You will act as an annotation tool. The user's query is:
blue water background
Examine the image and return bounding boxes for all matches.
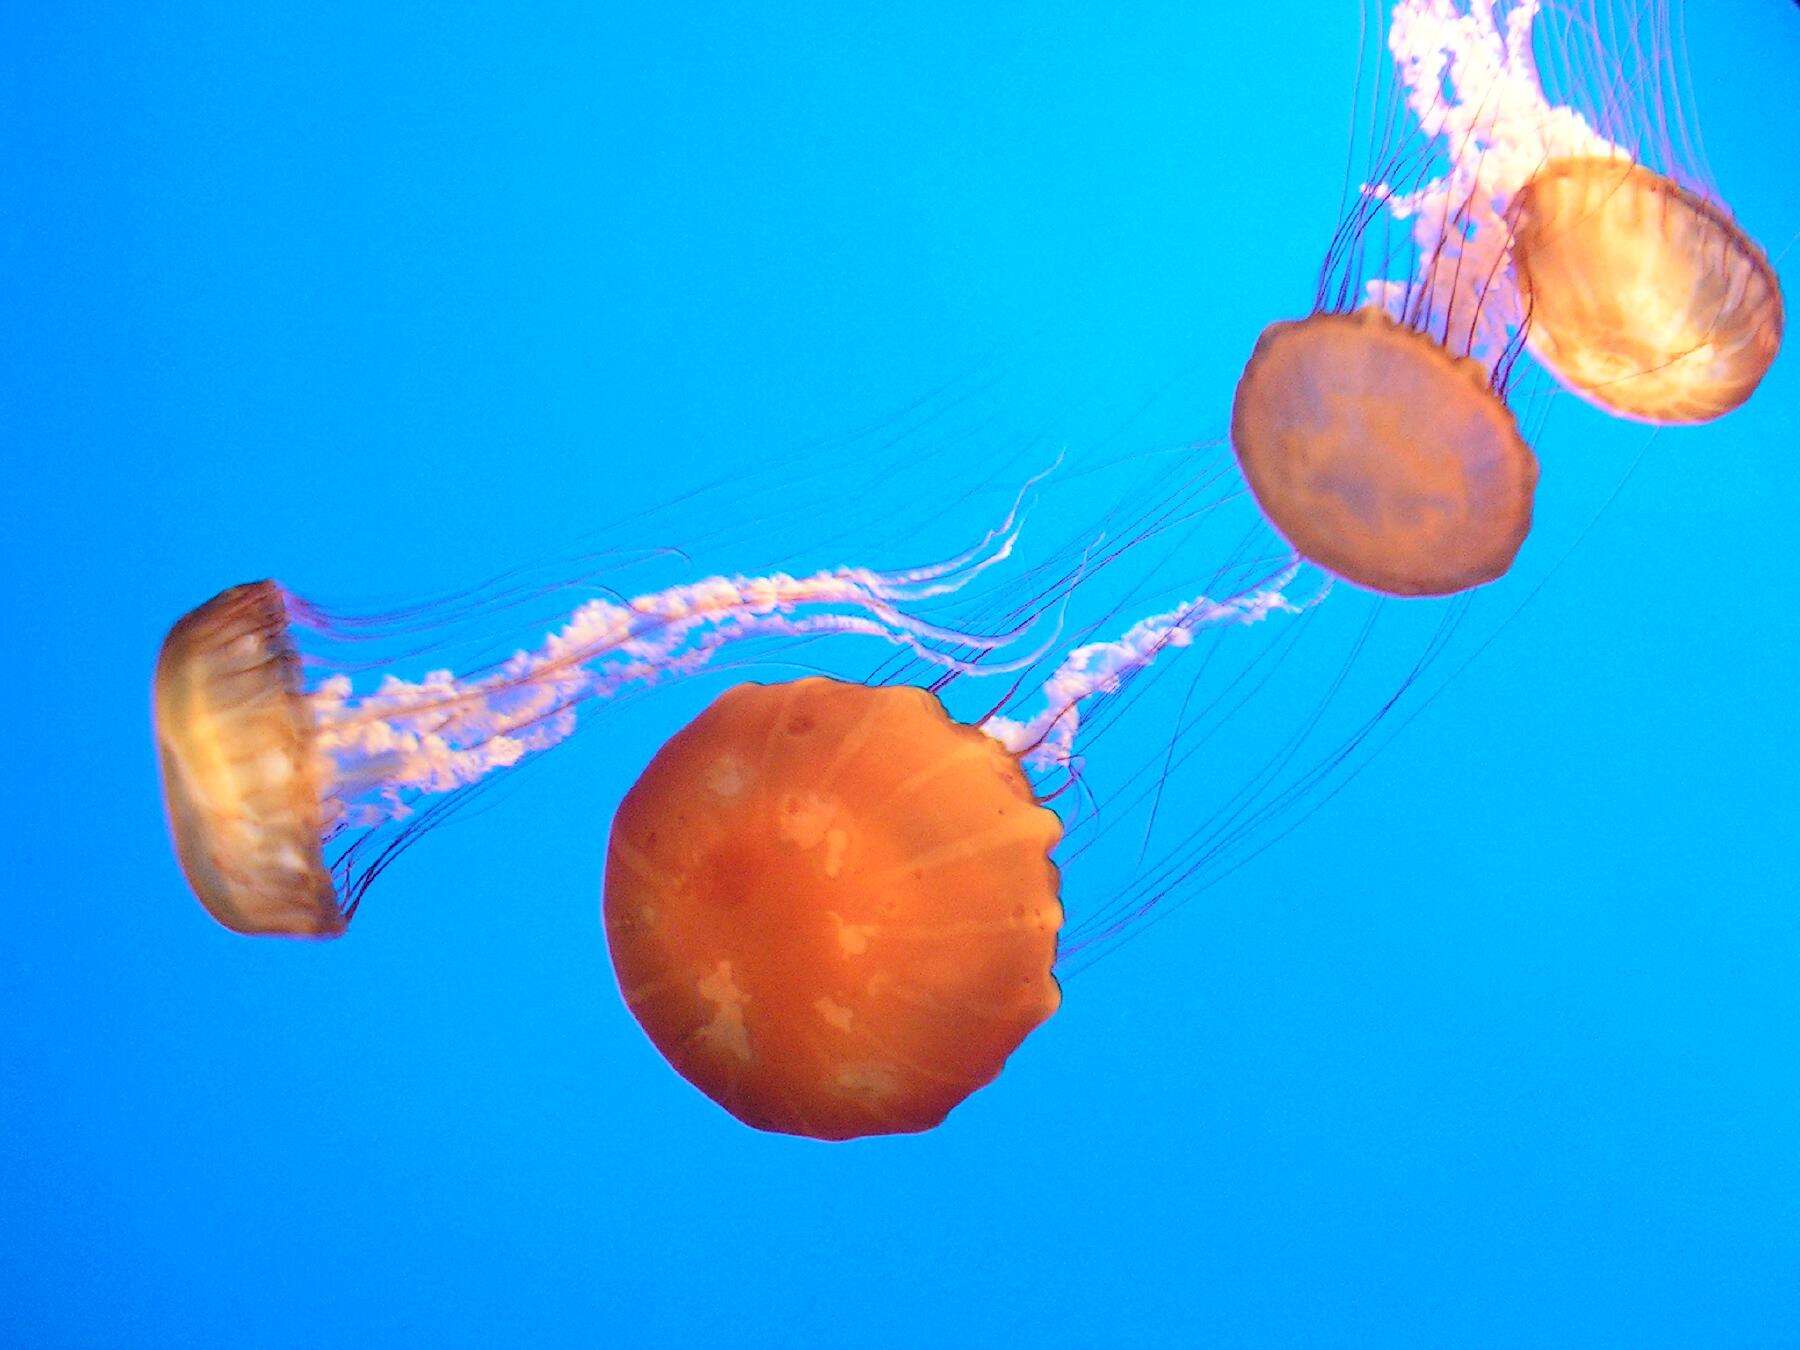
[5,3,1797,1343]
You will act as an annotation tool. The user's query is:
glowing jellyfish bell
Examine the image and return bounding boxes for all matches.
[602,575,1300,1139]
[152,526,1031,938]
[1380,0,1783,424]
[155,583,345,936]
[605,677,1064,1140]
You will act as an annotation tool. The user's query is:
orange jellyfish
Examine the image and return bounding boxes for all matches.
[1227,2,1565,600]
[155,582,346,936]
[1228,93,1544,601]
[1378,0,1783,424]
[604,677,1064,1140]
[1230,307,1539,598]
[1509,157,1782,424]
[600,571,1305,1139]
[152,526,1030,937]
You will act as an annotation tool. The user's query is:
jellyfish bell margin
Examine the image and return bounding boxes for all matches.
[603,676,1064,1142]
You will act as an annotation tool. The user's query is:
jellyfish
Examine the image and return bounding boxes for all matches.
[155,582,346,937]
[1510,157,1782,423]
[152,522,1036,938]
[1229,5,1601,597]
[1375,0,1783,424]
[604,677,1063,1140]
[601,571,1300,1139]
[1230,306,1540,597]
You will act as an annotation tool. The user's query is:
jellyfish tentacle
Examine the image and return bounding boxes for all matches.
[983,563,1310,771]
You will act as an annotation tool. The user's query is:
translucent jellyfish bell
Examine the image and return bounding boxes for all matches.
[1511,156,1784,424]
[154,582,344,937]
[1231,308,1538,597]
[1226,141,1543,597]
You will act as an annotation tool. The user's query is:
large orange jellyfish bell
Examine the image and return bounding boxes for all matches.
[1230,307,1540,597]
[1511,157,1784,425]
[153,582,344,937]
[604,676,1063,1140]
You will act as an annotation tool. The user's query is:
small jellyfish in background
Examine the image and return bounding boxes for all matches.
[152,522,1033,938]
[602,576,1300,1139]
[1375,0,1783,423]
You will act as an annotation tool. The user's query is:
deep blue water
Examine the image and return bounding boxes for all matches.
[5,3,1798,1344]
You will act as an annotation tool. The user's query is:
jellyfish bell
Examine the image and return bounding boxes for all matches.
[1510,155,1784,424]
[1224,0,1574,599]
[604,676,1064,1141]
[1230,307,1539,598]
[154,581,344,938]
